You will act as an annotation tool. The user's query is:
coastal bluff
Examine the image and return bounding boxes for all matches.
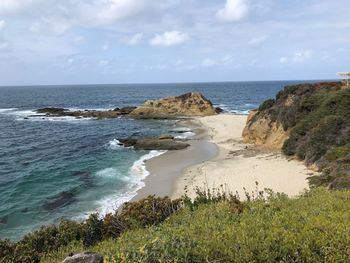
[243,81,350,189]
[36,92,218,119]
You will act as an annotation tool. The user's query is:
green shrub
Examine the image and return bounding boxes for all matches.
[41,188,350,263]
[258,99,275,112]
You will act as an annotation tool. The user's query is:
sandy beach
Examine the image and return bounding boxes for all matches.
[172,114,316,199]
[133,113,317,201]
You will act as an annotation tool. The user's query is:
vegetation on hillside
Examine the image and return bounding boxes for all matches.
[1,188,350,263]
[256,82,350,189]
[41,188,349,263]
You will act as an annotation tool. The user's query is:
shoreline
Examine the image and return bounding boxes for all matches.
[134,113,318,202]
[131,118,217,201]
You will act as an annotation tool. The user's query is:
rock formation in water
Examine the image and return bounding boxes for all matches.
[118,135,190,150]
[36,107,136,119]
[129,92,217,118]
[35,92,218,119]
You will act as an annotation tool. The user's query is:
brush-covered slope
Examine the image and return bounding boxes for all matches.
[40,189,350,263]
[243,82,350,189]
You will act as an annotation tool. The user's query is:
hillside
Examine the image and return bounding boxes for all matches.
[40,189,350,262]
[243,82,350,189]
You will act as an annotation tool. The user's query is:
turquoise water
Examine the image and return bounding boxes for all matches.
[0,81,319,240]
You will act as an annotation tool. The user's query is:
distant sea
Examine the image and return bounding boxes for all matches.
[0,80,321,240]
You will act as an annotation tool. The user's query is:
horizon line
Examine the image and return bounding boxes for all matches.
[0,78,339,88]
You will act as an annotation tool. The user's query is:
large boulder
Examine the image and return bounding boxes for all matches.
[129,92,217,118]
[62,252,103,263]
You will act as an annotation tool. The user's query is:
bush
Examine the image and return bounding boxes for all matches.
[0,196,184,263]
[41,188,350,263]
[258,99,275,112]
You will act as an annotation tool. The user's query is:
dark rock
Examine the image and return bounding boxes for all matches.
[118,136,189,150]
[36,107,68,114]
[134,138,189,150]
[62,252,103,263]
[119,107,137,115]
[72,171,94,188]
[118,139,137,148]
[0,215,8,225]
[215,107,224,114]
[44,190,76,211]
[158,134,175,140]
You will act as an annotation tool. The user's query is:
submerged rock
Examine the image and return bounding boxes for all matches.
[129,92,217,118]
[72,171,94,188]
[0,215,8,225]
[44,190,76,211]
[62,252,103,263]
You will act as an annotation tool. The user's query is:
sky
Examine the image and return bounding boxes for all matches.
[0,0,349,85]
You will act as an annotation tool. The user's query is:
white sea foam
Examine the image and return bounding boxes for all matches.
[130,150,166,180]
[75,150,167,219]
[0,108,95,122]
[106,139,123,150]
[96,167,119,178]
[0,108,18,113]
[175,131,196,139]
[215,104,250,115]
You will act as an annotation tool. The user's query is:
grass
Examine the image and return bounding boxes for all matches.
[40,188,350,263]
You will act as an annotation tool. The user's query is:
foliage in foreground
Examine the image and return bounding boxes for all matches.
[36,188,350,263]
[0,196,183,263]
[256,82,350,189]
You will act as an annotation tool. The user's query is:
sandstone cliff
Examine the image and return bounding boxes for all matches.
[129,92,217,118]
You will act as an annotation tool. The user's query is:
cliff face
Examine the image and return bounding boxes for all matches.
[243,110,289,150]
[130,92,217,118]
[243,82,350,189]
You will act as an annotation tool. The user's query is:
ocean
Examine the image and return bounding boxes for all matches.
[0,80,317,240]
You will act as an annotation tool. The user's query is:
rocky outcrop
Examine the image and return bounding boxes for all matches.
[118,135,190,150]
[243,111,289,150]
[62,252,103,263]
[36,107,136,119]
[129,92,217,118]
[35,92,217,119]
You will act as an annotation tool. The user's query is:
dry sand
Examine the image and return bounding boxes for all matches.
[171,114,317,199]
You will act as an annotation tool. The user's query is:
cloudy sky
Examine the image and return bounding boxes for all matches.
[0,0,349,85]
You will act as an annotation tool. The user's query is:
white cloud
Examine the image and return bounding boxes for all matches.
[0,39,10,51]
[0,0,43,14]
[150,31,188,47]
[0,20,5,30]
[279,50,313,64]
[248,36,267,46]
[202,55,233,67]
[80,0,175,26]
[217,0,249,22]
[279,57,288,64]
[29,16,72,35]
[293,50,313,62]
[128,33,143,45]
[101,43,109,51]
[202,58,216,67]
[99,60,110,67]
